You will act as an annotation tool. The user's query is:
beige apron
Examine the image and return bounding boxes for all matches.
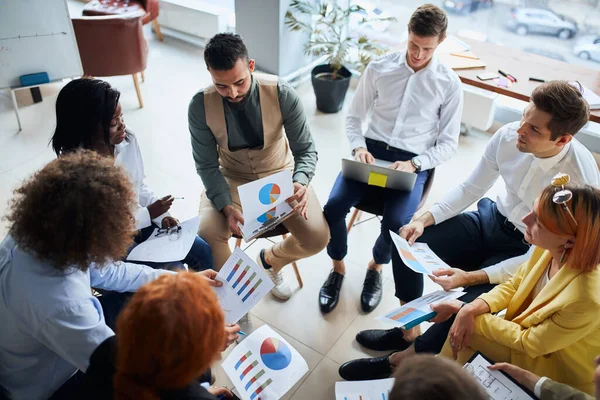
[203,73,294,182]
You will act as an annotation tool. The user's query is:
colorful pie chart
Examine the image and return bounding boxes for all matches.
[260,337,292,370]
[258,183,281,205]
[257,207,277,223]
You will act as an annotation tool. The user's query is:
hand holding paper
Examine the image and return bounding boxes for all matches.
[429,267,471,291]
[287,182,309,220]
[236,170,296,241]
[221,325,309,400]
[389,230,451,277]
[213,247,275,325]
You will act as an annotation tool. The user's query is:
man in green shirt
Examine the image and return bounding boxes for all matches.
[189,33,329,300]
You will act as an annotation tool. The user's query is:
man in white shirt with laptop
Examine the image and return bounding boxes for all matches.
[339,80,600,381]
[318,4,464,314]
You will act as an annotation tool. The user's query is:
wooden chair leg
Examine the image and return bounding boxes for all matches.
[346,208,362,233]
[281,234,303,288]
[140,71,145,83]
[292,261,303,288]
[152,19,164,41]
[132,74,144,108]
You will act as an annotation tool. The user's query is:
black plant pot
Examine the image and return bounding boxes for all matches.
[311,64,352,114]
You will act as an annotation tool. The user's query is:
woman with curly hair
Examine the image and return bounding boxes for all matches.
[85,273,234,399]
[0,151,220,400]
[50,78,213,272]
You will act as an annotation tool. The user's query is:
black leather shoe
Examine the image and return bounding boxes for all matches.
[339,354,393,381]
[360,269,382,313]
[356,328,412,351]
[319,271,344,313]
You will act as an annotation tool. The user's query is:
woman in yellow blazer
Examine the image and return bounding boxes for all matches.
[433,175,600,395]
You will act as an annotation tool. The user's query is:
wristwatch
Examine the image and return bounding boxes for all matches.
[410,157,422,173]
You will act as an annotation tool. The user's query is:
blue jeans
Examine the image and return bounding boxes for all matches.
[324,141,429,265]
[129,225,214,271]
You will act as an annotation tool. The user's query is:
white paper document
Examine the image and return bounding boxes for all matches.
[126,216,200,263]
[222,325,309,400]
[570,81,600,109]
[335,378,395,400]
[389,230,451,275]
[463,353,535,400]
[237,170,295,241]
[213,247,274,324]
[378,290,465,329]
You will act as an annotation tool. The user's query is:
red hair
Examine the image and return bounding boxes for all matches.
[114,272,225,399]
[538,184,600,272]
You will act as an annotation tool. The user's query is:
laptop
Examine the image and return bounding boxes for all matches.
[341,158,417,191]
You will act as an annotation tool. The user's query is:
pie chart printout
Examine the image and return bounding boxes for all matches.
[260,337,292,370]
[257,207,277,223]
[258,183,281,205]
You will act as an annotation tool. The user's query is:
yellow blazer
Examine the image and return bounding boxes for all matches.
[473,247,600,394]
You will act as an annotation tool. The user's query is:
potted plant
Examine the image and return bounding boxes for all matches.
[285,1,395,113]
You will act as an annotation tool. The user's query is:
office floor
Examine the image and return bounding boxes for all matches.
[0,29,504,398]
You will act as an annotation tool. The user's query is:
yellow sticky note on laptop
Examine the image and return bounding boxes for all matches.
[368,172,388,188]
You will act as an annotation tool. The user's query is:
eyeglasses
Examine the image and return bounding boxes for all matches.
[155,225,182,241]
[551,173,578,230]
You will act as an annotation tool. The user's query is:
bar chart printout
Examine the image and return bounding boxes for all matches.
[377,290,465,329]
[213,248,274,324]
[222,325,309,400]
[389,230,451,276]
[335,378,395,400]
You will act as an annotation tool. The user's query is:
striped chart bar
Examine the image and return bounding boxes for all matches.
[241,279,263,303]
[226,259,243,282]
[232,266,250,289]
[239,360,258,380]
[249,378,273,400]
[234,350,252,370]
[244,369,265,391]
[236,272,257,296]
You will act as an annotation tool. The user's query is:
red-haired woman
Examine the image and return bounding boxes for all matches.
[432,174,600,395]
[85,272,233,399]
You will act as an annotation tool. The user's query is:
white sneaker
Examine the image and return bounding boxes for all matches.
[256,251,292,300]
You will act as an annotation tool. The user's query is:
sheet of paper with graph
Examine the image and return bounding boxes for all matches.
[213,247,274,324]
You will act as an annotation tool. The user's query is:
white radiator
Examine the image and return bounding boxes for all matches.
[157,0,234,39]
[461,84,499,132]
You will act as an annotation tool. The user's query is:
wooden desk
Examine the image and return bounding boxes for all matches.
[454,38,600,124]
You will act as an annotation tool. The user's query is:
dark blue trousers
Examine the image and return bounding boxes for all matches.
[324,141,429,265]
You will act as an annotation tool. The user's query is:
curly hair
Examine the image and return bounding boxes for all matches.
[5,150,137,271]
[114,272,225,400]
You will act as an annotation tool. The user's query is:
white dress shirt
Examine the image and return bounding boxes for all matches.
[0,235,171,400]
[114,133,169,229]
[429,121,600,283]
[346,50,464,171]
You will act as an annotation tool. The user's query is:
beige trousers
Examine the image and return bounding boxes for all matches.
[198,178,330,270]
